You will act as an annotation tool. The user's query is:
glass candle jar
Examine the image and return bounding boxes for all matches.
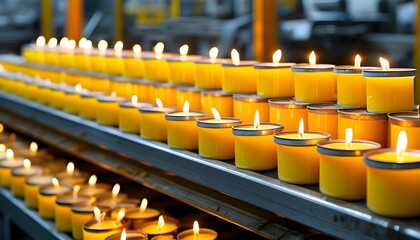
[176,86,202,111]
[268,98,310,131]
[233,94,269,123]
[307,103,344,139]
[254,62,295,98]
[221,61,257,93]
[201,90,233,117]
[388,111,420,149]
[165,111,206,150]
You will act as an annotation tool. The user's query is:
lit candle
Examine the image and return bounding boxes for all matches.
[364,131,420,217]
[24,174,53,209]
[71,204,110,240]
[83,208,130,240]
[137,215,180,237]
[0,149,24,187]
[194,47,226,89]
[124,198,161,229]
[165,101,205,150]
[23,36,46,63]
[166,44,202,85]
[233,94,269,123]
[58,38,76,68]
[55,185,92,232]
[89,73,113,94]
[143,42,171,82]
[105,228,148,240]
[78,175,111,197]
[75,38,93,70]
[292,51,335,102]
[38,178,72,219]
[139,98,178,141]
[46,83,68,110]
[388,110,420,149]
[221,49,257,93]
[94,183,136,209]
[118,95,153,133]
[105,41,124,75]
[268,98,310,131]
[56,162,89,185]
[35,80,53,105]
[232,110,283,170]
[317,128,381,200]
[63,84,84,115]
[197,108,241,160]
[151,82,178,107]
[111,76,134,99]
[338,109,388,147]
[96,93,127,126]
[131,79,154,103]
[176,86,202,111]
[200,90,233,117]
[363,57,416,113]
[79,90,105,120]
[274,119,330,184]
[44,37,59,65]
[121,44,146,78]
[176,221,217,240]
[254,49,295,98]
[10,159,42,197]
[91,40,108,73]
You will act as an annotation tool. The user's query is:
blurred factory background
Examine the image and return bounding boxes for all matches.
[0,0,417,68]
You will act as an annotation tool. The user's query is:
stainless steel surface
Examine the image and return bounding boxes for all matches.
[0,92,419,239]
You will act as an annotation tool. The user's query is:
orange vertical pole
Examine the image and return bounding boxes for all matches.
[254,0,278,62]
[41,0,53,39]
[67,0,83,40]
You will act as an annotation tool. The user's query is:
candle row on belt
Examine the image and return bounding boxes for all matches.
[0,135,217,240]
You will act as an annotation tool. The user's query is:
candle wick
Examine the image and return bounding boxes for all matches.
[299,132,303,138]
[346,141,351,148]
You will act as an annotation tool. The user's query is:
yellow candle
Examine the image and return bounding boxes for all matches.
[194,58,226,89]
[388,111,420,149]
[307,103,344,139]
[254,62,295,98]
[201,91,233,117]
[121,47,147,79]
[167,56,202,85]
[71,204,98,240]
[38,184,71,219]
[176,86,202,111]
[222,63,257,93]
[74,53,91,71]
[79,91,104,120]
[233,94,269,123]
[35,82,52,105]
[363,62,416,113]
[118,100,152,133]
[142,43,172,82]
[24,175,53,208]
[364,148,420,218]
[105,230,148,240]
[113,77,134,99]
[55,192,91,232]
[268,98,309,131]
[105,43,124,75]
[139,105,177,142]
[23,79,39,101]
[151,83,178,107]
[0,157,24,187]
[48,84,67,110]
[124,203,161,229]
[132,79,154,103]
[78,183,111,198]
[83,217,129,240]
[165,106,205,150]
[89,73,114,94]
[11,161,42,198]
[96,95,126,126]
[177,222,217,240]
[317,139,380,200]
[137,215,180,237]
[275,127,330,184]
[197,117,241,160]
[63,85,83,115]
[338,109,388,147]
[44,37,59,65]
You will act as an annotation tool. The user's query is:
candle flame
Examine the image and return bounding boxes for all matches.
[179,44,189,61]
[59,37,69,48]
[23,159,31,169]
[94,207,102,225]
[254,110,260,129]
[88,174,97,187]
[156,98,163,109]
[84,40,93,52]
[68,39,76,50]
[6,149,13,161]
[211,108,221,122]
[355,54,361,68]
[52,177,60,189]
[75,84,82,93]
[0,123,3,133]
[139,198,148,215]
[73,185,80,199]
[272,49,282,64]
[36,36,46,47]
[231,49,240,66]
[183,101,190,114]
[116,209,125,225]
[112,183,120,199]
[345,128,353,148]
[396,131,408,163]
[67,162,75,175]
[309,51,316,67]
[131,95,138,106]
[154,42,164,59]
[98,40,108,55]
[379,57,390,71]
[133,44,142,58]
[47,38,58,48]
[0,144,5,154]
[30,142,38,154]
[209,47,218,63]
[121,228,126,240]
[110,91,116,98]
[298,118,304,138]
[193,221,199,237]
[158,215,165,232]
[114,41,123,57]
[78,37,87,48]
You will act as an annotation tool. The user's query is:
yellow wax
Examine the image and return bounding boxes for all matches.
[55,197,91,232]
[11,167,42,198]
[44,51,59,66]
[294,71,336,102]
[83,219,125,240]
[96,101,121,126]
[389,124,420,149]
[58,53,76,68]
[125,208,161,229]
[23,48,45,63]
[234,135,277,171]
[269,108,307,131]
[89,75,112,93]
[71,210,93,240]
[256,68,294,98]
[132,81,153,103]
[79,97,99,120]
[90,55,107,73]
[48,89,66,110]
[195,62,223,89]
[38,193,57,219]
[336,73,366,107]
[222,66,257,93]
[13,81,26,97]
[139,221,178,235]
[114,81,133,99]
[119,106,142,133]
[366,76,415,113]
[79,75,93,90]
[122,57,145,78]
[166,119,200,150]
[140,111,170,141]
[167,61,196,85]
[143,59,170,82]
[24,184,40,208]
[176,89,202,111]
[25,83,40,101]
[201,93,233,117]
[63,93,82,115]
[307,110,338,139]
[338,116,387,148]
[74,53,91,70]
[105,56,124,75]
[324,142,378,150]
[151,85,177,107]
[233,100,269,123]
[179,234,217,240]
[36,87,51,105]
[198,126,235,160]
[0,160,23,187]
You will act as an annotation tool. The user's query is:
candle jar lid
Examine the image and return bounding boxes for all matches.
[83,217,130,232]
[124,207,160,220]
[197,117,242,128]
[0,158,24,168]
[37,82,53,89]
[166,55,203,62]
[111,76,131,83]
[307,103,356,114]
[176,85,201,93]
[254,62,295,69]
[151,235,176,240]
[80,91,105,98]
[139,106,178,113]
[165,111,206,121]
[142,53,177,60]
[25,174,54,186]
[56,193,91,206]
[233,94,268,102]
[97,95,126,103]
[11,165,42,176]
[222,60,257,67]
[291,64,335,72]
[317,140,381,156]
[364,149,420,169]
[334,66,378,74]
[268,98,309,109]
[153,82,177,89]
[338,109,387,120]
[71,204,110,214]
[136,215,181,235]
[49,83,65,91]
[201,90,232,97]
[362,68,417,77]
[388,111,420,127]
[194,58,230,64]
[232,123,283,136]
[39,184,72,196]
[129,79,154,85]
[274,131,331,146]
[105,230,148,240]
[119,101,153,109]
